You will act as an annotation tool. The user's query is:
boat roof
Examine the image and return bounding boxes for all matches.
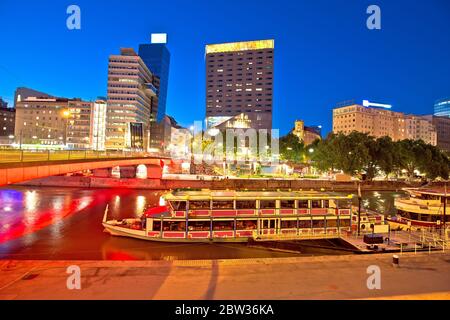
[404,187,449,197]
[164,189,354,201]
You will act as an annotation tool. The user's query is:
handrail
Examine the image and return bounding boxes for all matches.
[0,149,168,164]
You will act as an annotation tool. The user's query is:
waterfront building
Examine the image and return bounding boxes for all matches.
[0,99,15,138]
[91,98,107,150]
[138,34,171,152]
[14,88,95,149]
[422,115,450,153]
[292,120,322,145]
[205,40,274,131]
[434,98,450,117]
[67,99,93,149]
[332,101,437,145]
[106,48,157,151]
[14,90,70,147]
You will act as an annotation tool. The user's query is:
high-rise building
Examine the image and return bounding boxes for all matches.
[422,115,450,153]
[0,98,15,138]
[434,98,450,117]
[106,48,158,151]
[138,34,171,152]
[205,40,274,131]
[333,101,437,145]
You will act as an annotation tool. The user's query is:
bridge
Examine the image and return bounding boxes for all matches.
[0,149,171,186]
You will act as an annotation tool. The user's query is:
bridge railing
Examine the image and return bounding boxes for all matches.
[0,149,164,164]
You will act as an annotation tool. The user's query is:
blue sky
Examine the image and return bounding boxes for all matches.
[0,0,449,135]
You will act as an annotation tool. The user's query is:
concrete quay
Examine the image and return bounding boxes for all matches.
[16,175,421,191]
[1,252,449,300]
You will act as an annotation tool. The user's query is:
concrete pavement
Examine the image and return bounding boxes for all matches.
[1,252,449,300]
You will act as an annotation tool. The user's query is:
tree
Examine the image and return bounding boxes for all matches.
[279,133,306,163]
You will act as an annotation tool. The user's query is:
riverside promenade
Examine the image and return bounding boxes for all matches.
[1,252,449,300]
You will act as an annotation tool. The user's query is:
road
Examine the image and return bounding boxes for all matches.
[1,252,449,300]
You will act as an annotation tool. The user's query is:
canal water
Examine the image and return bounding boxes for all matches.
[0,186,406,260]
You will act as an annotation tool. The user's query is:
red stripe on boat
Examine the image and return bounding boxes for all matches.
[144,206,169,217]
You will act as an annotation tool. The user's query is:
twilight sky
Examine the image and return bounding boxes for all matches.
[0,0,449,135]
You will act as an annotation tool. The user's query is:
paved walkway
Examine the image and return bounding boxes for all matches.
[0,252,449,300]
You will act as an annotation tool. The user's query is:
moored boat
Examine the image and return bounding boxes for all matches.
[387,187,449,232]
[102,190,355,242]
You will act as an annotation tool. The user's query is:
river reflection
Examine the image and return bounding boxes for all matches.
[0,186,406,260]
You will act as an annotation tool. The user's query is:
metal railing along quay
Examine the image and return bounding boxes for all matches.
[0,149,166,164]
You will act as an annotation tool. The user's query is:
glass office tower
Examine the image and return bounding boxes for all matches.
[434,98,450,117]
[138,34,171,151]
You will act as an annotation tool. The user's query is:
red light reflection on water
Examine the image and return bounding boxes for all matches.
[0,188,134,244]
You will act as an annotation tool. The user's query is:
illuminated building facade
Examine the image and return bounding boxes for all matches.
[293,120,322,145]
[106,48,157,151]
[333,101,437,145]
[14,92,70,147]
[205,40,274,131]
[91,99,107,150]
[67,99,93,149]
[422,115,450,152]
[434,98,450,117]
[0,98,15,138]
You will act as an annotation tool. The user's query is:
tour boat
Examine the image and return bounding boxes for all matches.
[102,189,354,242]
[387,187,449,232]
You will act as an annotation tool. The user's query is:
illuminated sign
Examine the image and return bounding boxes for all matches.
[362,100,392,109]
[151,33,167,44]
[206,40,274,54]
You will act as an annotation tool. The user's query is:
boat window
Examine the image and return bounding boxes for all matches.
[299,220,311,228]
[311,200,322,208]
[152,220,161,231]
[188,221,210,231]
[212,200,234,210]
[170,201,186,211]
[430,215,439,222]
[339,200,352,209]
[409,212,419,220]
[312,219,325,228]
[260,200,276,209]
[236,200,256,209]
[281,220,297,228]
[326,219,337,228]
[213,221,234,231]
[298,200,309,208]
[280,200,295,209]
[236,220,257,230]
[163,221,186,231]
[339,219,351,227]
[189,201,210,210]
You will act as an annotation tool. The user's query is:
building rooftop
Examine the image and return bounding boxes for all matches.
[205,39,274,54]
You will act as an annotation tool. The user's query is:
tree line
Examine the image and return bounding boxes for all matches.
[280,131,450,181]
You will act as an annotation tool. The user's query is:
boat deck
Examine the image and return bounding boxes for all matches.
[342,230,449,253]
